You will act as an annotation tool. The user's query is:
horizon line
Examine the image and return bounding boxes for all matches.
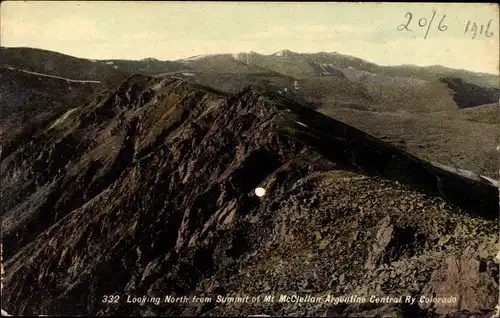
[1,45,498,77]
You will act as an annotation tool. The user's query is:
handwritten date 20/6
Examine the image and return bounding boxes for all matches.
[398,11,494,39]
[397,11,447,39]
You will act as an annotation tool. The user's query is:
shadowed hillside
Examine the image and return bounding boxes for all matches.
[440,77,500,109]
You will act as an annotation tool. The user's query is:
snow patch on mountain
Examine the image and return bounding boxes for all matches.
[183,54,219,61]
[430,161,499,188]
[272,50,295,57]
[49,108,78,130]
[295,121,308,128]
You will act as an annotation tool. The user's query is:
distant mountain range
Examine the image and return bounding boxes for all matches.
[2,47,498,88]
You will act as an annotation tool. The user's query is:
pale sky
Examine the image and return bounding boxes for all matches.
[1,1,498,74]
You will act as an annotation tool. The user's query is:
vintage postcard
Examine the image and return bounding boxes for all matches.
[0,1,499,317]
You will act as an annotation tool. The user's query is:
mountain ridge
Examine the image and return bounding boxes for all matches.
[2,46,498,85]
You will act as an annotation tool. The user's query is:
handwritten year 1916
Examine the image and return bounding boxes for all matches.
[398,10,494,39]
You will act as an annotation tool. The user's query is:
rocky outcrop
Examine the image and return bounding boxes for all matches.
[420,256,498,315]
[440,77,500,109]
[1,75,498,316]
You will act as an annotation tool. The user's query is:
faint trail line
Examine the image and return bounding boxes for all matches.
[4,66,101,83]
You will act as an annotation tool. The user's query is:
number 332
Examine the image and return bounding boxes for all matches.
[102,295,120,303]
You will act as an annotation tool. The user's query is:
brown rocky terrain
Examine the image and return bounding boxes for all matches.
[1,74,498,317]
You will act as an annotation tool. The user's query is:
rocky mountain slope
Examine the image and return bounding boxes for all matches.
[1,74,498,316]
[160,71,498,179]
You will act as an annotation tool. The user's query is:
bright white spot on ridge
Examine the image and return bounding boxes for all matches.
[295,121,308,128]
[255,187,266,197]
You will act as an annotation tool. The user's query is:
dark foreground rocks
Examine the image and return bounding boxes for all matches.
[1,75,498,316]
